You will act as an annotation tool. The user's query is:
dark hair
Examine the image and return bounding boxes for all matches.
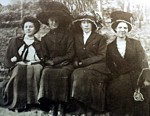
[112,21,132,32]
[73,20,96,34]
[21,16,41,34]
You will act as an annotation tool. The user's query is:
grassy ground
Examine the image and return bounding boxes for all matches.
[0,107,39,116]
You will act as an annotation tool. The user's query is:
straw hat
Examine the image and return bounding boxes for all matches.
[72,11,100,31]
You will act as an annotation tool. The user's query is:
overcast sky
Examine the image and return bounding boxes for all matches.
[0,0,11,5]
[0,0,34,6]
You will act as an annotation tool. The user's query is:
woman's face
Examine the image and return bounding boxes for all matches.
[80,20,92,33]
[48,17,59,30]
[24,22,36,36]
[115,22,128,38]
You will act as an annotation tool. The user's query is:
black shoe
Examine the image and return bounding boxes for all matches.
[65,101,79,113]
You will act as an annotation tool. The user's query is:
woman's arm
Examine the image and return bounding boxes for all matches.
[5,37,21,68]
[136,40,150,83]
[80,36,107,67]
[52,34,75,65]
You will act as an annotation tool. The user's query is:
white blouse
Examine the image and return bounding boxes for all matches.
[116,39,126,58]
[83,31,91,44]
[18,36,40,61]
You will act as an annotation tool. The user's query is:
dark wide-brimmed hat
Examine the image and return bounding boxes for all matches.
[21,16,40,34]
[72,11,100,31]
[110,11,133,32]
[36,1,72,26]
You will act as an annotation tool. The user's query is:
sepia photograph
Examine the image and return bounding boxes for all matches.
[0,0,150,116]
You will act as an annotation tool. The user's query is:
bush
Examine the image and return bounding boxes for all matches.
[0,21,21,28]
[0,12,21,22]
[0,28,17,63]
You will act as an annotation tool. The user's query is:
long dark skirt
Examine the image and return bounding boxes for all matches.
[106,73,150,116]
[26,64,43,104]
[2,64,43,110]
[4,65,27,109]
[38,65,73,102]
[71,68,107,112]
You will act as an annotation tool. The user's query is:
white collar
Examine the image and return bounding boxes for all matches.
[83,31,92,44]
[83,31,92,36]
[24,35,34,40]
[24,35,34,45]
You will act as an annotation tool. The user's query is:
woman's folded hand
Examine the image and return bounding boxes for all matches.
[16,61,26,65]
[11,56,17,62]
[45,60,54,66]
[144,80,150,87]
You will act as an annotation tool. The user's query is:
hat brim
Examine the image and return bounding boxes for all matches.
[73,18,98,31]
[111,20,132,32]
[37,11,72,25]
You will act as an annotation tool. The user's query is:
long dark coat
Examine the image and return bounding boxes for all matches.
[38,28,74,102]
[71,32,110,112]
[2,35,43,110]
[106,37,149,116]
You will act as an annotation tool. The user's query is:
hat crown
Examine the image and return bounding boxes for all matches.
[42,1,70,15]
[79,11,95,17]
[77,11,96,20]
[111,11,133,23]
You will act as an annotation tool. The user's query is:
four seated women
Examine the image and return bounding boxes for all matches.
[1,2,150,116]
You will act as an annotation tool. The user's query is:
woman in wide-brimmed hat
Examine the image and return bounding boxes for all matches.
[3,16,43,111]
[106,11,150,116]
[68,11,110,115]
[37,1,74,116]
[37,1,72,29]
